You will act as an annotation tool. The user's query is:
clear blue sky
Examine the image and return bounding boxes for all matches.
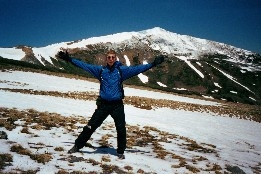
[1,0,260,53]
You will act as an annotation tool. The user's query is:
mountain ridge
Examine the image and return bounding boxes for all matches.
[0,27,260,105]
[0,27,258,64]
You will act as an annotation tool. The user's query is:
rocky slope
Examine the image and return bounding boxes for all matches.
[0,27,260,105]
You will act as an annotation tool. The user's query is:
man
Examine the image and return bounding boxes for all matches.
[57,49,165,159]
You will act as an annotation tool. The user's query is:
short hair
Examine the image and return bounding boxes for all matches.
[107,49,116,55]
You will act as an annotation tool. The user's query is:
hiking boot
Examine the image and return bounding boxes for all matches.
[68,145,79,154]
[117,153,125,159]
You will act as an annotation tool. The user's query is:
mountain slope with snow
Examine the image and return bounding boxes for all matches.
[0,70,260,173]
[0,27,260,105]
[0,27,257,65]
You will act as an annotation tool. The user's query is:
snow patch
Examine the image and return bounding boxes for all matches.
[123,55,130,66]
[157,82,167,87]
[177,56,204,78]
[0,47,25,60]
[138,73,149,83]
[214,82,222,88]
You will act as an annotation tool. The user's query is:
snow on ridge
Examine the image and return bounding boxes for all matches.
[66,31,137,48]
[214,82,222,88]
[32,45,65,64]
[54,27,235,57]
[124,54,149,84]
[138,73,149,83]
[0,27,255,68]
[123,55,131,66]
[207,63,254,93]
[0,47,25,60]
[177,56,205,78]
[157,82,167,87]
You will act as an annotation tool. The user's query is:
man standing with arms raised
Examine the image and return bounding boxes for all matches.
[57,49,165,159]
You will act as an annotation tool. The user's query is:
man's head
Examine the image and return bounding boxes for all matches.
[106,50,117,67]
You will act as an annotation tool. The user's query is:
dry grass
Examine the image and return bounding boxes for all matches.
[101,155,111,162]
[0,153,13,170]
[54,147,65,152]
[10,144,52,164]
[0,107,88,131]
[0,66,257,174]
[125,124,222,172]
[0,106,249,173]
[98,134,114,147]
[31,153,53,164]
[100,164,127,174]
[1,87,260,122]
[124,165,133,171]
[21,127,31,134]
[186,164,200,173]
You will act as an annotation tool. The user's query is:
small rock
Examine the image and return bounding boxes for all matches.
[0,131,8,140]
[226,165,246,174]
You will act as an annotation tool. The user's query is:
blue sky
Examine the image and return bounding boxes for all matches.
[1,0,260,53]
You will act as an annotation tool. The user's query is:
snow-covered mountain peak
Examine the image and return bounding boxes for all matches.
[59,27,215,56]
[139,27,169,35]
[0,27,260,105]
[0,27,258,68]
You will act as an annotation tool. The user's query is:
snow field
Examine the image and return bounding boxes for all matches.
[0,70,260,173]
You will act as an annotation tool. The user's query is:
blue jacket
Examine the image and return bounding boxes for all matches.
[71,58,154,101]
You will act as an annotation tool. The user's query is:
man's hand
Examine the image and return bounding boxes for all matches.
[57,51,71,62]
[153,55,166,66]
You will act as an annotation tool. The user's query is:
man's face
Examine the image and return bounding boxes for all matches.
[106,53,116,67]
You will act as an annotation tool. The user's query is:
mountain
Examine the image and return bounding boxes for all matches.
[0,27,261,105]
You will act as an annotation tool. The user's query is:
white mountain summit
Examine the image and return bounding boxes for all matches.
[0,27,255,66]
[0,27,260,107]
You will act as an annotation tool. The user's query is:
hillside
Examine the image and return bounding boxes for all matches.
[0,69,260,174]
[0,27,261,105]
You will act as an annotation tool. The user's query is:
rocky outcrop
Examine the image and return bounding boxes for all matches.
[18,46,43,65]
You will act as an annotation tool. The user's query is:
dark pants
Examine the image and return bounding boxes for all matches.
[75,99,126,154]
